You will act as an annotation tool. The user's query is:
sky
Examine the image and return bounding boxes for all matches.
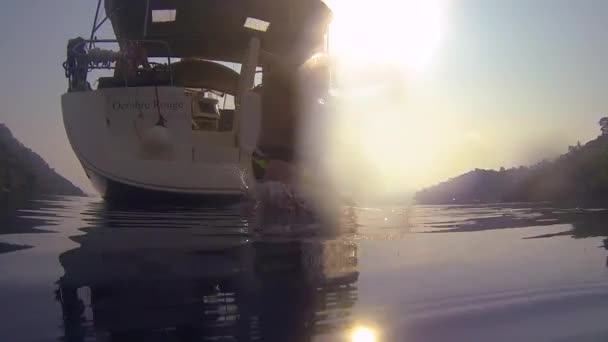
[1,0,608,194]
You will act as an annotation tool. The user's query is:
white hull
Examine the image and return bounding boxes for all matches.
[62,87,259,201]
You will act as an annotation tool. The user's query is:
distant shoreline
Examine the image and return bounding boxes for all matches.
[0,123,85,203]
[415,134,608,208]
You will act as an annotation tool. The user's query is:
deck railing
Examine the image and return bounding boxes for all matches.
[64,38,174,91]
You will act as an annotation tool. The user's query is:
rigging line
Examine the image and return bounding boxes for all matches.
[154,85,167,126]
[89,0,102,50]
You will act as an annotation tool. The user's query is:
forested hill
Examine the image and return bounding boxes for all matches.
[0,123,84,202]
[415,133,608,206]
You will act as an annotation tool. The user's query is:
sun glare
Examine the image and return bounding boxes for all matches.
[303,1,449,197]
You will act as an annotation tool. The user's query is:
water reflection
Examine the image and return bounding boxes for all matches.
[422,204,608,242]
[419,204,608,270]
[0,197,67,254]
[56,201,359,341]
[6,198,608,341]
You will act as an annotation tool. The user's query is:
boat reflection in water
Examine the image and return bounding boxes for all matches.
[56,202,359,341]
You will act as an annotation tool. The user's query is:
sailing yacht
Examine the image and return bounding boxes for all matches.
[61,0,332,201]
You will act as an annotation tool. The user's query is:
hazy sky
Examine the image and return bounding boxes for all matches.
[1,0,608,193]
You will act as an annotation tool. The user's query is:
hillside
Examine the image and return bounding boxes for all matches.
[415,134,608,206]
[0,123,84,202]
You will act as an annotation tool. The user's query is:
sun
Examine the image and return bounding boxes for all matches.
[351,326,377,342]
[326,0,444,72]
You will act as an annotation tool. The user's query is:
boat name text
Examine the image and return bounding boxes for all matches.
[111,100,184,112]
